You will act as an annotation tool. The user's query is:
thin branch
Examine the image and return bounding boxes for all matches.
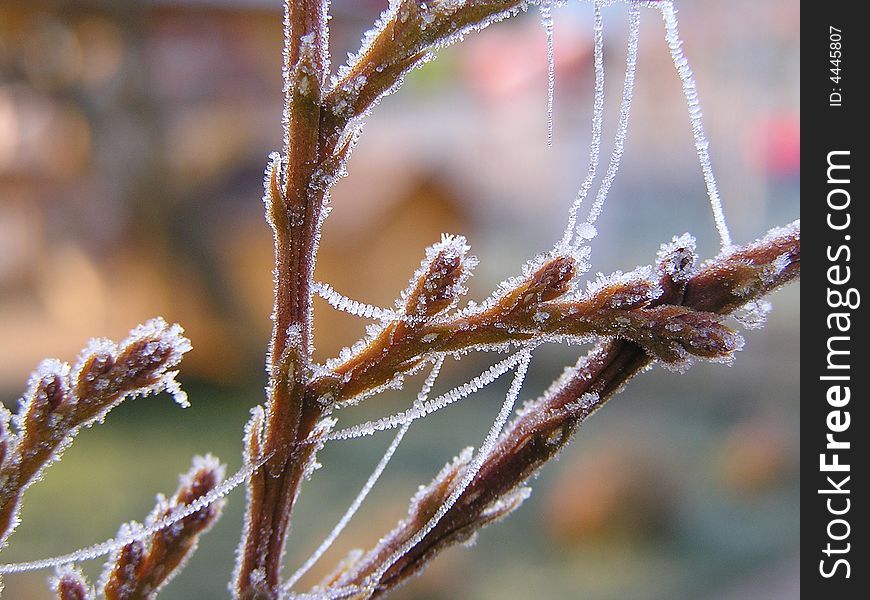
[321,221,799,597]
[235,0,332,596]
[0,319,191,550]
[316,249,741,405]
[101,455,226,600]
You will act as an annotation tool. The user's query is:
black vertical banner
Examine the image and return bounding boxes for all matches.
[802,2,865,597]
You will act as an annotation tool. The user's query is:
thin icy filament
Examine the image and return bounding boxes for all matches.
[364,350,533,591]
[558,1,605,251]
[660,0,732,249]
[312,281,399,321]
[281,358,445,595]
[541,0,556,147]
[326,350,530,442]
[0,455,269,575]
[579,3,640,237]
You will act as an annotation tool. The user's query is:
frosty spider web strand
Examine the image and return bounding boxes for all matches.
[541,0,556,147]
[281,357,445,596]
[361,350,533,594]
[558,0,605,251]
[312,281,400,321]
[578,2,640,237]
[324,349,531,442]
[0,454,271,575]
[289,584,361,600]
[660,0,732,249]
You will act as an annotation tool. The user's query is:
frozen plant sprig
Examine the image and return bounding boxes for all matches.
[99,455,226,600]
[0,318,192,551]
[315,223,800,598]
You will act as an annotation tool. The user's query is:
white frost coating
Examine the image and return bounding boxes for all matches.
[312,281,400,321]
[329,0,528,126]
[363,350,533,591]
[396,233,475,319]
[540,0,555,147]
[0,453,270,575]
[478,486,532,521]
[326,350,530,442]
[558,1,605,251]
[733,299,772,330]
[112,318,193,408]
[51,564,94,599]
[581,264,661,307]
[433,0,468,12]
[281,358,445,596]
[660,0,732,250]
[656,232,698,282]
[579,3,640,236]
[289,584,362,600]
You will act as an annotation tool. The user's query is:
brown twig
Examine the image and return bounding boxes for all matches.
[101,455,226,600]
[322,222,800,598]
[318,247,742,405]
[233,0,331,596]
[234,2,566,597]
[0,319,192,550]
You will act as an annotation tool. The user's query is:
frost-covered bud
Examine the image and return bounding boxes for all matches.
[149,454,225,552]
[100,533,146,600]
[173,455,225,521]
[1,320,193,550]
[101,455,225,600]
[71,341,116,404]
[585,277,660,311]
[683,220,800,314]
[18,359,73,449]
[51,564,93,600]
[501,256,576,312]
[656,233,698,284]
[637,306,744,365]
[72,318,192,416]
[114,320,190,396]
[527,257,576,303]
[404,235,474,320]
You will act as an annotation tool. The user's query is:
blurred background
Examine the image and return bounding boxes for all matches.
[1,0,799,598]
